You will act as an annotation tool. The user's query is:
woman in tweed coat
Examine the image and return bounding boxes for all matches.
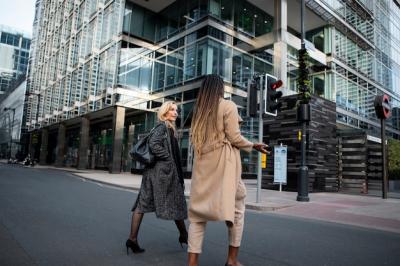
[126,101,188,254]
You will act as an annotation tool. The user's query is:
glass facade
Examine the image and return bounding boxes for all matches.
[297,0,400,138]
[122,0,273,43]
[118,28,272,96]
[0,81,27,158]
[116,1,275,173]
[0,25,30,94]
[27,0,124,129]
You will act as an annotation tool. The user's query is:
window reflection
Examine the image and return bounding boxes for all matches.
[118,35,272,93]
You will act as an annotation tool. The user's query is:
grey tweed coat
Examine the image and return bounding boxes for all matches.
[132,123,187,220]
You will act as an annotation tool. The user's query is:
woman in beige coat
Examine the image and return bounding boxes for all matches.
[188,74,267,266]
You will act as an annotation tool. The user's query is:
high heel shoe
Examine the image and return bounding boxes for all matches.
[126,239,145,254]
[178,234,188,248]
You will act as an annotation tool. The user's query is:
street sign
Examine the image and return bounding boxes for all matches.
[374,94,391,119]
[273,145,287,184]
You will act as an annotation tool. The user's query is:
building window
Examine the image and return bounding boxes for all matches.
[21,38,30,50]
[0,32,20,47]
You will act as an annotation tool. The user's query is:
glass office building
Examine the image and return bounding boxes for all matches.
[26,0,400,172]
[0,25,30,95]
[303,0,400,138]
[0,79,27,159]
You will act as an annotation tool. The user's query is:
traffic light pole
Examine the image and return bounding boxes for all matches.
[250,75,283,203]
[297,0,310,202]
[297,112,309,201]
[257,77,264,203]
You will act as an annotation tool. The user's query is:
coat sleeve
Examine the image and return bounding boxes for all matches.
[149,124,170,160]
[223,101,253,153]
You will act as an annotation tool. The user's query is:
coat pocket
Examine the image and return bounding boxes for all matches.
[235,180,247,201]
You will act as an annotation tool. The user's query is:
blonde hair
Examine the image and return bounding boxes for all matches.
[157,101,177,133]
[191,75,224,156]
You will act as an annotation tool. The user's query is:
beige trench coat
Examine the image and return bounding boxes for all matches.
[189,99,253,224]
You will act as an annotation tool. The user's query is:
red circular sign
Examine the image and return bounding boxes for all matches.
[374,94,391,120]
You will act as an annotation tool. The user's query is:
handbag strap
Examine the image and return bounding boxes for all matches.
[164,122,173,158]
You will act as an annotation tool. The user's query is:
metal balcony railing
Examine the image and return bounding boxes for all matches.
[305,0,374,50]
[345,0,374,20]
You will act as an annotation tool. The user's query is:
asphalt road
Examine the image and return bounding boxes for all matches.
[1,163,399,266]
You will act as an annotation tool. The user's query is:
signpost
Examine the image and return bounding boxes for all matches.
[274,144,287,192]
[374,94,391,199]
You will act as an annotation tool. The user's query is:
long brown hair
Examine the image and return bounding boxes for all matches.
[191,74,224,156]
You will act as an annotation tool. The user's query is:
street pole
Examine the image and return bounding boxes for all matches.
[381,118,388,199]
[257,77,264,203]
[374,94,390,199]
[297,0,310,202]
[301,0,305,46]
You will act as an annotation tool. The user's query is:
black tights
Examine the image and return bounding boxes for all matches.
[129,210,144,242]
[129,210,187,242]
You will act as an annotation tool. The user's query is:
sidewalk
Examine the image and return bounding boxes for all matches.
[6,162,400,234]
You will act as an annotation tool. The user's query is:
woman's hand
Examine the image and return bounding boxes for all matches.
[253,143,269,154]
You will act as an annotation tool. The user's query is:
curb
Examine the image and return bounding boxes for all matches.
[69,173,141,192]
[245,204,293,212]
[70,172,193,201]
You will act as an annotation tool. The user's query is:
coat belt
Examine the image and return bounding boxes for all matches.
[200,139,231,155]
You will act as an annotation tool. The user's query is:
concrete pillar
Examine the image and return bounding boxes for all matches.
[39,128,49,165]
[55,123,66,167]
[28,132,34,157]
[274,0,289,95]
[77,117,90,170]
[109,106,125,173]
[123,124,135,172]
[29,131,39,160]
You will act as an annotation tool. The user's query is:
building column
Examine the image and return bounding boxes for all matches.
[55,123,66,167]
[77,117,90,170]
[39,128,48,165]
[123,124,135,172]
[28,132,34,157]
[109,106,125,173]
[29,131,40,160]
[274,0,288,94]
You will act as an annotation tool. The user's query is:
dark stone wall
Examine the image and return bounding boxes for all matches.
[337,129,383,193]
[262,95,338,192]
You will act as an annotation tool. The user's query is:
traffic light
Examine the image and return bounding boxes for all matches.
[265,74,283,116]
[247,77,259,117]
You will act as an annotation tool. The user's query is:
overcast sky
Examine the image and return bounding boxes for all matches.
[0,0,36,36]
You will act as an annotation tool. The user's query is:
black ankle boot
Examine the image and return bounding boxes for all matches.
[126,239,145,254]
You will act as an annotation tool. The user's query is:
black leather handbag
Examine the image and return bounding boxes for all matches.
[130,123,172,166]
[130,127,157,165]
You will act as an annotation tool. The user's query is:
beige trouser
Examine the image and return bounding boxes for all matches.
[188,181,246,253]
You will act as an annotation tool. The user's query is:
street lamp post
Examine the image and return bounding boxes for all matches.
[4,107,16,158]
